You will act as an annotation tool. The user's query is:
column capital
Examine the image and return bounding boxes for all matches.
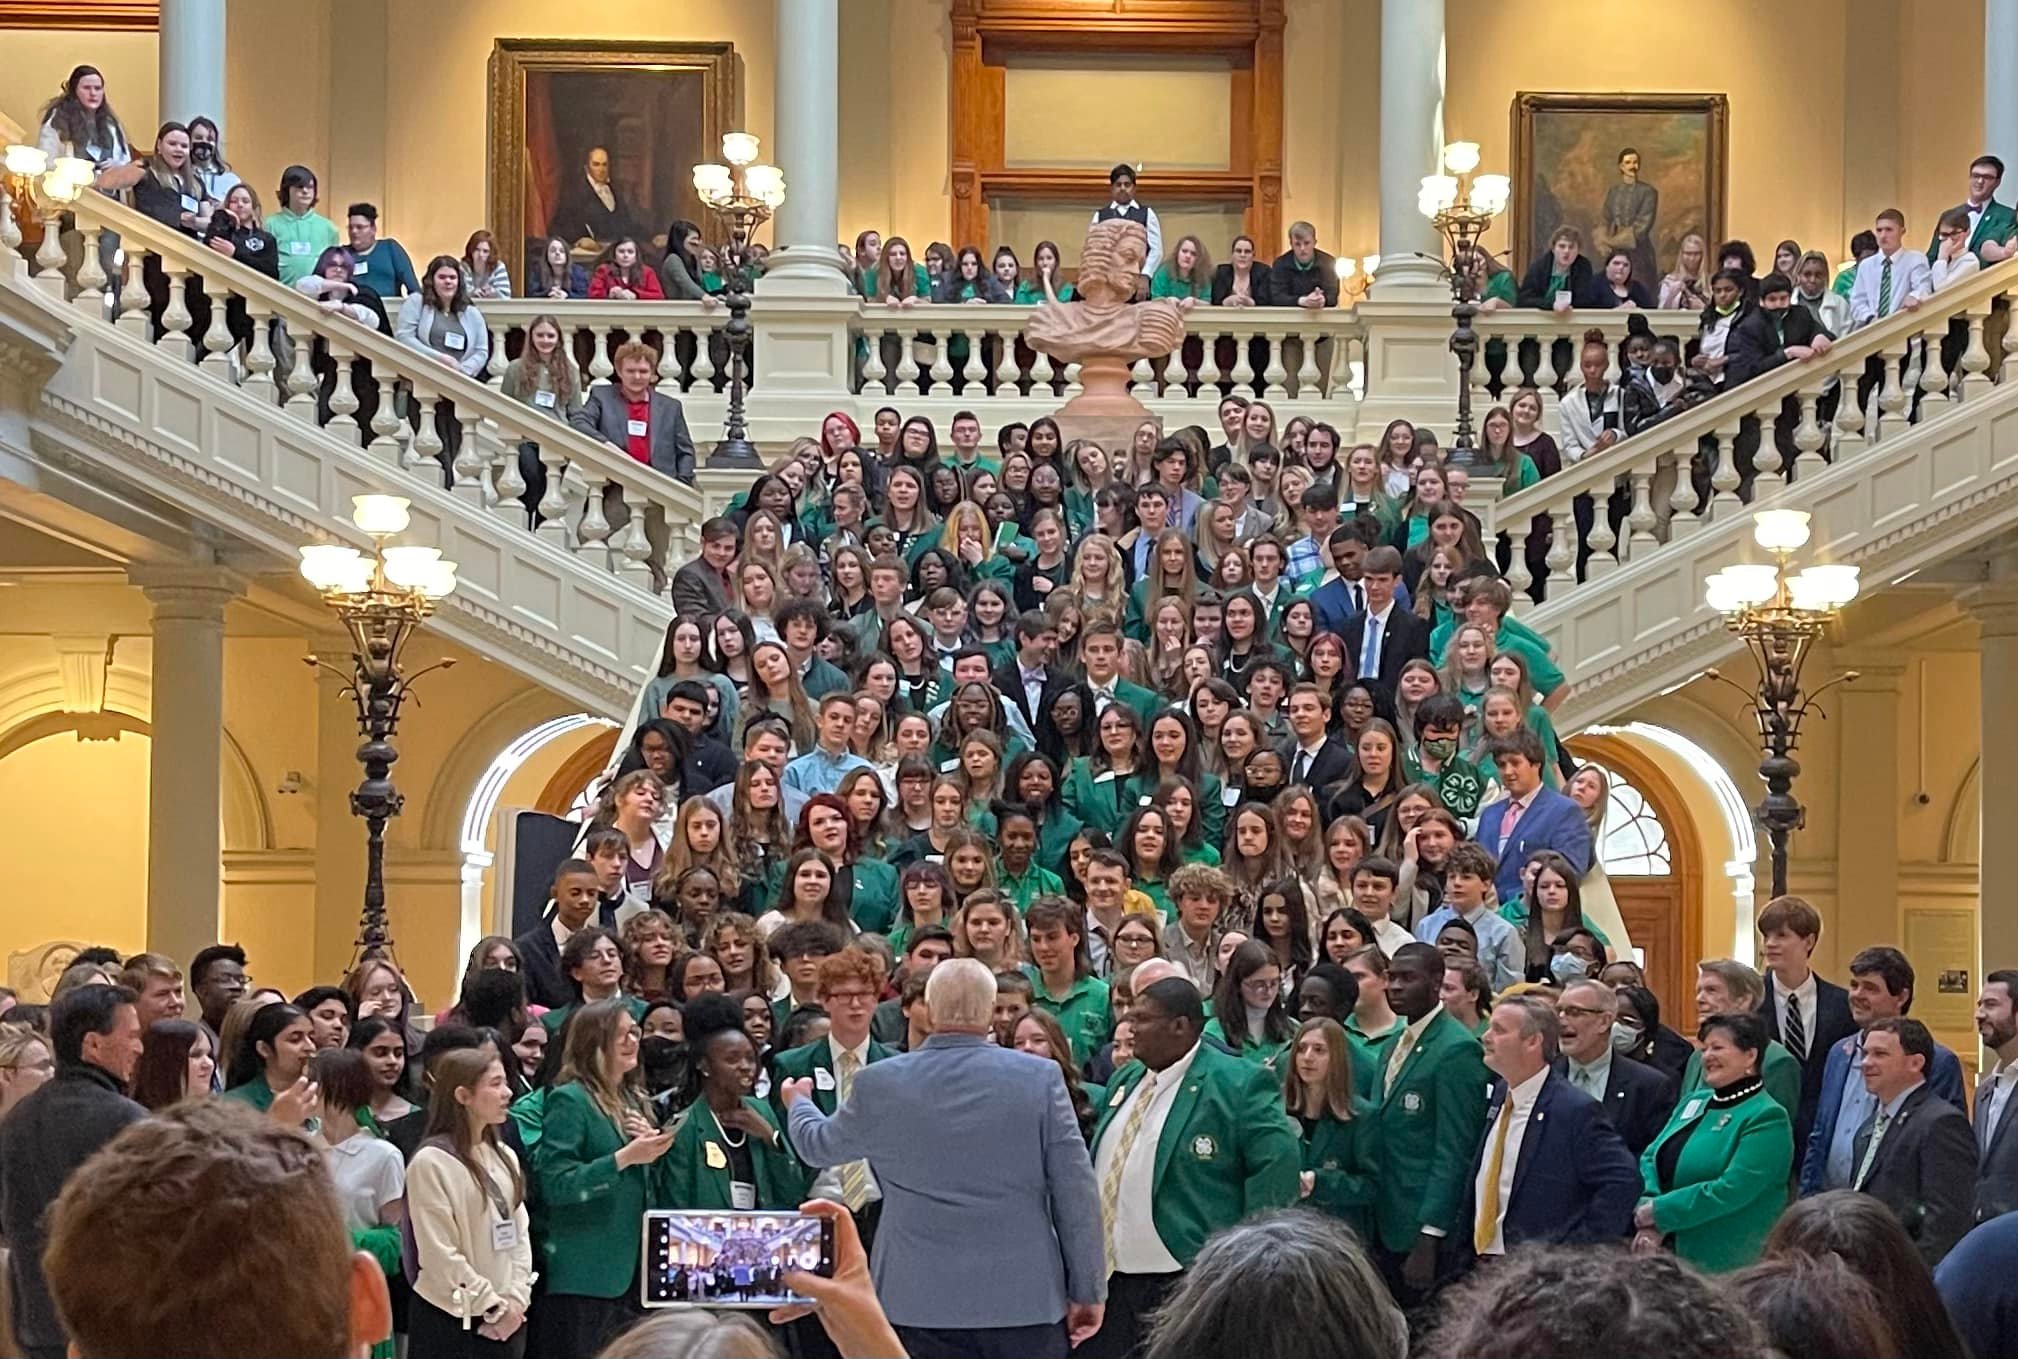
[1961,581,2018,637]
[1830,652,1908,690]
[130,564,245,621]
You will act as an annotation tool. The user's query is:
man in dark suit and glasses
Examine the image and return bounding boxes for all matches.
[1754,894,1858,1159]
[1551,979,1676,1156]
[1339,546,1429,707]
[1974,969,2018,1223]
[992,609,1061,739]
[1465,995,1639,1269]
[1852,1016,1980,1267]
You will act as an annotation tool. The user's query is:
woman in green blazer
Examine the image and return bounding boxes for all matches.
[663,995,808,1211]
[1634,1012,1794,1274]
[532,998,677,1354]
[1127,708,1227,846]
[1060,703,1146,837]
[1203,942,1298,1068]
[1282,1017,1380,1240]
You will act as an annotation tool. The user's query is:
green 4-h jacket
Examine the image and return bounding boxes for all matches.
[1368,1009,1491,1253]
[1090,1040,1302,1266]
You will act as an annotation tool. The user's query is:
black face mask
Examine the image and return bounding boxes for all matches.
[639,1036,686,1093]
[191,142,214,163]
[1650,364,1676,383]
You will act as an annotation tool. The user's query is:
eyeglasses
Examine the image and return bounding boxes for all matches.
[1241,976,1282,997]
[825,990,877,1007]
[1555,1004,1607,1020]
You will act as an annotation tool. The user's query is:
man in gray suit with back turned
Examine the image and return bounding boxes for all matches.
[785,958,1106,1359]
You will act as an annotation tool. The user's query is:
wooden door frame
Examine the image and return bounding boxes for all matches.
[948,0,1283,251]
[1568,733,1706,1035]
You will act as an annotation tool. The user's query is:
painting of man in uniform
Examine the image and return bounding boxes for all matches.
[1512,94,1726,292]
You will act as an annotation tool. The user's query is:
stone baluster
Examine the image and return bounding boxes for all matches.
[1625,467,1659,555]
[535,443,571,546]
[1260,334,1288,399]
[1533,330,1559,392]
[241,301,277,403]
[1748,391,1785,493]
[1131,356,1155,395]
[860,329,888,393]
[587,326,614,386]
[409,393,445,479]
[1543,490,1578,591]
[0,184,21,277]
[324,345,361,439]
[1789,387,1825,481]
[1162,342,1187,396]
[281,324,320,421]
[491,427,528,527]
[31,210,66,297]
[895,335,921,396]
[1064,361,1083,394]
[1229,335,1255,393]
[1958,308,1993,402]
[197,280,235,380]
[655,339,682,398]
[117,248,151,340]
[1874,338,1908,441]
[157,264,195,361]
[1029,348,1054,395]
[574,481,613,571]
[367,378,405,466]
[962,334,988,392]
[1295,330,1322,399]
[71,226,108,318]
[615,489,656,590]
[927,335,956,393]
[1504,535,1534,606]
[486,334,510,382]
[451,411,485,503]
[1583,478,1619,578]
[1665,451,1699,538]
[1197,327,1222,390]
[1707,419,1743,517]
[994,332,1021,397]
[692,324,718,389]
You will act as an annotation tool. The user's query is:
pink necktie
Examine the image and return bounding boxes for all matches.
[1498,798,1524,853]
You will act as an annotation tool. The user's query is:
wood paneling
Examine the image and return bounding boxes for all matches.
[0,0,154,28]
[949,0,1281,250]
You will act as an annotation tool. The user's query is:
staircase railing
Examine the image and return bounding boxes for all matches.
[1490,260,2018,614]
[22,192,710,589]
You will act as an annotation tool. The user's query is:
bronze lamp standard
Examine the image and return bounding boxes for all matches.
[694,132,786,470]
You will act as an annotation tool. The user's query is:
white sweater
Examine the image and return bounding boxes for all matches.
[407,1142,536,1322]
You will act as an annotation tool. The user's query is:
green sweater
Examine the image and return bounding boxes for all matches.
[269,208,341,286]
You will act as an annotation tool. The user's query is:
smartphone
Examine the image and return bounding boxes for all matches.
[641,1209,837,1310]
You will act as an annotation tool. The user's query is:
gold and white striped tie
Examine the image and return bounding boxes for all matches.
[837,1051,871,1211]
[1098,1071,1160,1272]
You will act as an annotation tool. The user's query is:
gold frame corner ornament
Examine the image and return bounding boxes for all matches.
[486,38,737,280]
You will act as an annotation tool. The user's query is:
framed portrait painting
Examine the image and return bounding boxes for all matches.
[1510,93,1728,294]
[488,38,737,283]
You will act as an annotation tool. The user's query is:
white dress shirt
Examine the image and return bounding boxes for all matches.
[1775,971,1817,1056]
[1849,246,1934,327]
[806,1035,881,1208]
[1290,737,1327,785]
[1095,1040,1201,1274]
[1358,602,1394,680]
[1931,251,1981,293]
[1473,1067,1549,1255]
[1984,1057,2018,1151]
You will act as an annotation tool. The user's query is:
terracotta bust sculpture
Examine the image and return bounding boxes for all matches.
[1026,218,1186,427]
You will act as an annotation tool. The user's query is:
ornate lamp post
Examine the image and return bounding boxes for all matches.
[694,132,786,470]
[1704,509,1862,899]
[1418,142,1510,471]
[299,495,458,965]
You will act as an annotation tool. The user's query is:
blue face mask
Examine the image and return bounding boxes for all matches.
[1611,1021,1641,1052]
[1549,953,1589,984]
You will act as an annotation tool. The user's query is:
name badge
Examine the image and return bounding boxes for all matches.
[490,1219,520,1251]
[179,193,199,213]
[814,1067,836,1091]
[533,390,558,408]
[1221,784,1241,807]
[1138,795,1153,807]
[1681,1097,1706,1122]
[730,1182,757,1211]
[1109,1085,1127,1107]
[704,1141,728,1170]
[1554,289,1572,307]
[1093,770,1117,785]
[443,332,467,351]
[289,240,311,255]
[627,418,649,437]
[940,757,961,773]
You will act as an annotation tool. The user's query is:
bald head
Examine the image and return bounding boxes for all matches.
[1131,958,1182,990]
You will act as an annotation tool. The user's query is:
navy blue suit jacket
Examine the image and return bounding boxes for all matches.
[1309,576,1413,641]
[1798,1029,1967,1195]
[1465,1070,1639,1255]
[1474,786,1593,903]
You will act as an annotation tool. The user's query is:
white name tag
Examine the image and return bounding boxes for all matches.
[1221,784,1241,807]
[1094,770,1117,785]
[1681,1097,1706,1122]
[814,1068,836,1091]
[490,1219,520,1251]
[1554,289,1572,307]
[940,757,961,772]
[730,1182,757,1211]
[288,240,311,255]
[533,390,557,408]
[443,332,467,351]
[179,193,199,213]
[627,418,649,437]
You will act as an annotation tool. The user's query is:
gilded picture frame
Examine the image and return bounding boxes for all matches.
[1510,92,1728,291]
[487,38,737,283]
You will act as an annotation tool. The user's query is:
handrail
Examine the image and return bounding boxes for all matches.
[1485,256,2018,602]
[53,191,709,563]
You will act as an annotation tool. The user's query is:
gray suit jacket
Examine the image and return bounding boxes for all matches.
[1854,1082,1980,1267]
[1976,1071,2018,1223]
[788,1031,1106,1328]
[568,385,697,483]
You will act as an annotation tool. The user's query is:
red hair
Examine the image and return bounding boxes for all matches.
[821,411,862,460]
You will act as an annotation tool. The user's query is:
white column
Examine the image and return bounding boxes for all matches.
[1372,0,1447,297]
[1967,582,2018,971]
[137,569,241,967]
[1989,0,2018,174]
[760,0,849,295]
[159,0,228,132]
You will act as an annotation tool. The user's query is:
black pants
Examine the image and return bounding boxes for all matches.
[409,1295,527,1359]
[1374,1237,1463,1317]
[785,1201,883,1359]
[531,1292,640,1359]
[896,1321,1069,1359]
[1076,1271,1179,1359]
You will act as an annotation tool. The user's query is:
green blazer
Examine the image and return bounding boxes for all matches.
[1368,1010,1490,1252]
[758,856,900,936]
[768,1036,899,1125]
[1930,199,2017,255]
[532,1083,662,1298]
[1087,679,1161,725]
[1061,757,1147,836]
[1201,1017,1291,1069]
[540,994,650,1038]
[1090,1042,1302,1266]
[971,806,1085,871]
[1300,1098,1381,1236]
[1122,770,1226,844]
[1678,1039,1801,1125]
[1124,576,1200,643]
[1345,1021,1401,1102]
[1639,1086,1794,1273]
[663,1097,809,1211]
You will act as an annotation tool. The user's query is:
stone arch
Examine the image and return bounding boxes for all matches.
[417,686,583,851]
[1944,757,1982,866]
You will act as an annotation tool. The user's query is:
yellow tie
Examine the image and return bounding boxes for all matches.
[1474,1097,1515,1254]
[1383,1023,1420,1097]
[837,1051,871,1211]
[1098,1070,1160,1273]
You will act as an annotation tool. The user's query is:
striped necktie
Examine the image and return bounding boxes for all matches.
[1853,1110,1892,1190]
[1783,996,1807,1062]
[837,1051,871,1211]
[1877,257,1894,315]
[1098,1070,1160,1271]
